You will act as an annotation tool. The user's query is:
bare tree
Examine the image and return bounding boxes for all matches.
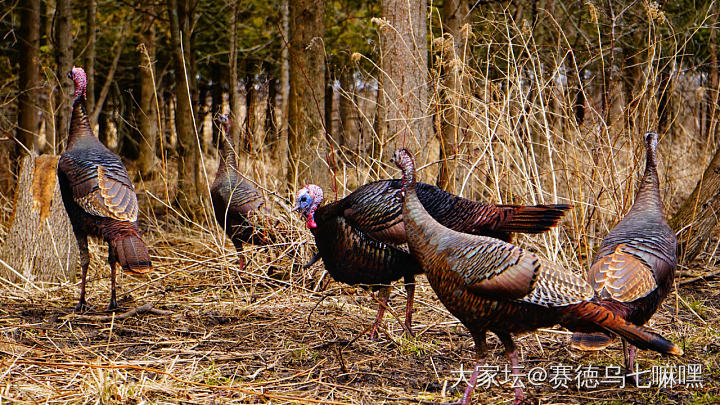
[377,0,429,166]
[85,0,97,114]
[437,0,468,193]
[229,0,242,154]
[54,0,74,152]
[287,0,326,189]
[137,5,158,178]
[168,0,200,211]
[670,145,720,263]
[338,69,357,160]
[16,0,41,159]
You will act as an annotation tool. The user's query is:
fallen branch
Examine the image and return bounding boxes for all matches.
[679,268,720,285]
[62,302,173,322]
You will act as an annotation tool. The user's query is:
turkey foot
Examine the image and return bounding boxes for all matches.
[441,360,484,405]
[75,298,90,313]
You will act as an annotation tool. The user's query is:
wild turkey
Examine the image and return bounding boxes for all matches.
[572,132,677,376]
[294,181,570,339]
[210,114,272,269]
[58,67,152,311]
[391,148,682,404]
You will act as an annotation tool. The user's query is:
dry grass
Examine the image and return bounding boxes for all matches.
[0,221,716,404]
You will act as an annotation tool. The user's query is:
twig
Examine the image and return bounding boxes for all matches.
[679,268,720,285]
[61,303,172,322]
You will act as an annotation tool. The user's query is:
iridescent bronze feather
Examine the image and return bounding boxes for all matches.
[392,148,681,404]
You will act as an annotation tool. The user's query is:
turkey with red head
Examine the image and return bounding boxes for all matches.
[294,179,571,339]
[58,67,152,311]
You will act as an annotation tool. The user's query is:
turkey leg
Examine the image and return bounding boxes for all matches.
[75,235,90,312]
[403,275,415,336]
[369,286,391,340]
[498,332,525,405]
[108,261,118,310]
[443,330,488,405]
[623,339,637,384]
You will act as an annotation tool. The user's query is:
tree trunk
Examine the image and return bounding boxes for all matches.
[338,70,356,160]
[210,63,223,147]
[85,0,96,115]
[0,155,78,284]
[378,0,429,165]
[245,77,257,153]
[273,0,291,181]
[287,0,326,189]
[325,66,334,152]
[251,78,269,156]
[670,144,720,263]
[437,0,468,193]
[371,80,386,177]
[89,21,128,129]
[265,77,279,145]
[16,0,41,159]
[137,6,157,178]
[168,0,200,212]
[229,1,242,157]
[54,0,73,153]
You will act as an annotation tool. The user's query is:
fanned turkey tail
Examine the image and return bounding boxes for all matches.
[566,301,682,356]
[498,204,572,234]
[105,222,153,275]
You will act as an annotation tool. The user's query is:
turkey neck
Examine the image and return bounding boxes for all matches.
[626,139,663,218]
[67,95,94,149]
[400,160,443,267]
[218,132,238,172]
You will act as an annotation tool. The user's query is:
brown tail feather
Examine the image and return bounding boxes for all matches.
[571,332,614,351]
[567,302,682,356]
[112,233,152,275]
[500,204,572,234]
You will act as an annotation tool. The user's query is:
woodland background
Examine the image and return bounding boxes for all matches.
[0,0,719,403]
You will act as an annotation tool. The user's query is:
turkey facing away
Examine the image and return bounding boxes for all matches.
[392,148,682,404]
[58,67,152,311]
[210,114,273,269]
[294,180,571,339]
[572,132,678,375]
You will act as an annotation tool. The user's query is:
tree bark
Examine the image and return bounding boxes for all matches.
[265,77,279,145]
[54,0,73,153]
[168,0,200,212]
[89,21,128,129]
[287,0,326,189]
[670,144,720,263]
[338,70,357,160]
[210,63,223,147]
[229,0,242,157]
[250,78,269,156]
[273,0,291,180]
[0,155,78,284]
[371,80,386,177]
[85,0,96,115]
[16,0,41,158]
[137,6,158,178]
[437,0,468,193]
[378,0,429,165]
[325,66,334,153]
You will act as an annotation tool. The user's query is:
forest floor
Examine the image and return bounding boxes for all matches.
[0,209,718,404]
